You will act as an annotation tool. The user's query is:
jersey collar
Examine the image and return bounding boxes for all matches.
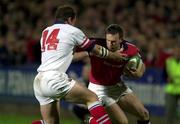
[120,40,128,51]
[54,20,65,24]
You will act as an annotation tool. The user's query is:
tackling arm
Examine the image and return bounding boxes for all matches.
[73,52,88,62]
[90,44,128,62]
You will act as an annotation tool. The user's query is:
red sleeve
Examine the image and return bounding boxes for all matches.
[122,42,140,57]
[75,38,96,52]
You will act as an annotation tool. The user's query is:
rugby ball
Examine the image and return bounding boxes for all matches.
[126,55,142,71]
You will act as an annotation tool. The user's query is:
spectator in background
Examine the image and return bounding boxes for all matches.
[0,0,179,67]
[0,37,8,66]
[26,28,41,65]
[144,39,172,69]
[165,42,180,124]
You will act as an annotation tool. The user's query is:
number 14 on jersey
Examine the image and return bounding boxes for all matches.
[41,29,60,52]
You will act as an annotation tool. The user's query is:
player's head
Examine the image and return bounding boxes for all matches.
[105,24,124,52]
[55,5,76,25]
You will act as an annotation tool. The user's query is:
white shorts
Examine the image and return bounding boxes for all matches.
[88,82,132,107]
[33,71,76,105]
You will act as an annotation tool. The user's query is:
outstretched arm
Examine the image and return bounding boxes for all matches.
[73,52,88,62]
[90,44,128,62]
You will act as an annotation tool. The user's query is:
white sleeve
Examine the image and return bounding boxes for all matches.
[73,28,92,50]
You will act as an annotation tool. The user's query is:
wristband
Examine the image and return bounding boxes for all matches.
[99,46,109,58]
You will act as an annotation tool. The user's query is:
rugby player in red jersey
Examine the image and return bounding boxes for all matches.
[87,24,150,124]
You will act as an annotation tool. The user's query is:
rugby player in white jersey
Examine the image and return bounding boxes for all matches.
[32,5,127,124]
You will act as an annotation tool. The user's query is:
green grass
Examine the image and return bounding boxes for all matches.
[0,103,81,124]
[0,113,81,124]
[1,113,180,124]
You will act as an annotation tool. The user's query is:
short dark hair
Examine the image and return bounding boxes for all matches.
[105,24,124,38]
[55,5,76,22]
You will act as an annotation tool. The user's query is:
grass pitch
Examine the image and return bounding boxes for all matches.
[0,113,80,124]
[0,102,81,124]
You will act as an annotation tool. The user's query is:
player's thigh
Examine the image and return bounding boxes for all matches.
[64,81,98,105]
[117,93,149,120]
[34,72,77,105]
[106,103,128,124]
[40,101,60,124]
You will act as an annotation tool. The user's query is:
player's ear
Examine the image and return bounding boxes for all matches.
[66,17,71,24]
[67,17,75,25]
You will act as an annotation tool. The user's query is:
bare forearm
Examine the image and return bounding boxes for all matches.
[91,44,127,62]
[73,52,88,62]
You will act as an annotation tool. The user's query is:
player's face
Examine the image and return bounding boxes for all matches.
[106,33,122,52]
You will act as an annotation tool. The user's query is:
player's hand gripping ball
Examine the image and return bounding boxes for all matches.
[127,55,141,70]
[123,55,142,76]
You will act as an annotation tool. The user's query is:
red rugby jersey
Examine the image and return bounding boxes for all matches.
[89,38,139,86]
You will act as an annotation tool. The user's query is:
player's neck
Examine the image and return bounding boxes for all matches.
[119,47,124,52]
[54,20,65,24]
[117,44,123,51]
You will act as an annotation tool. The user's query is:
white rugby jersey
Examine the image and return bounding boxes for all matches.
[37,23,92,72]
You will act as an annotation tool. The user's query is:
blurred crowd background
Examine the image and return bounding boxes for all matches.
[0,0,179,68]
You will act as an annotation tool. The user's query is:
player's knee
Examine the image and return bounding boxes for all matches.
[86,90,99,103]
[113,115,128,124]
[117,118,128,124]
[44,118,59,124]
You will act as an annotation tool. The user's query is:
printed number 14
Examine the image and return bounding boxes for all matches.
[41,29,60,52]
